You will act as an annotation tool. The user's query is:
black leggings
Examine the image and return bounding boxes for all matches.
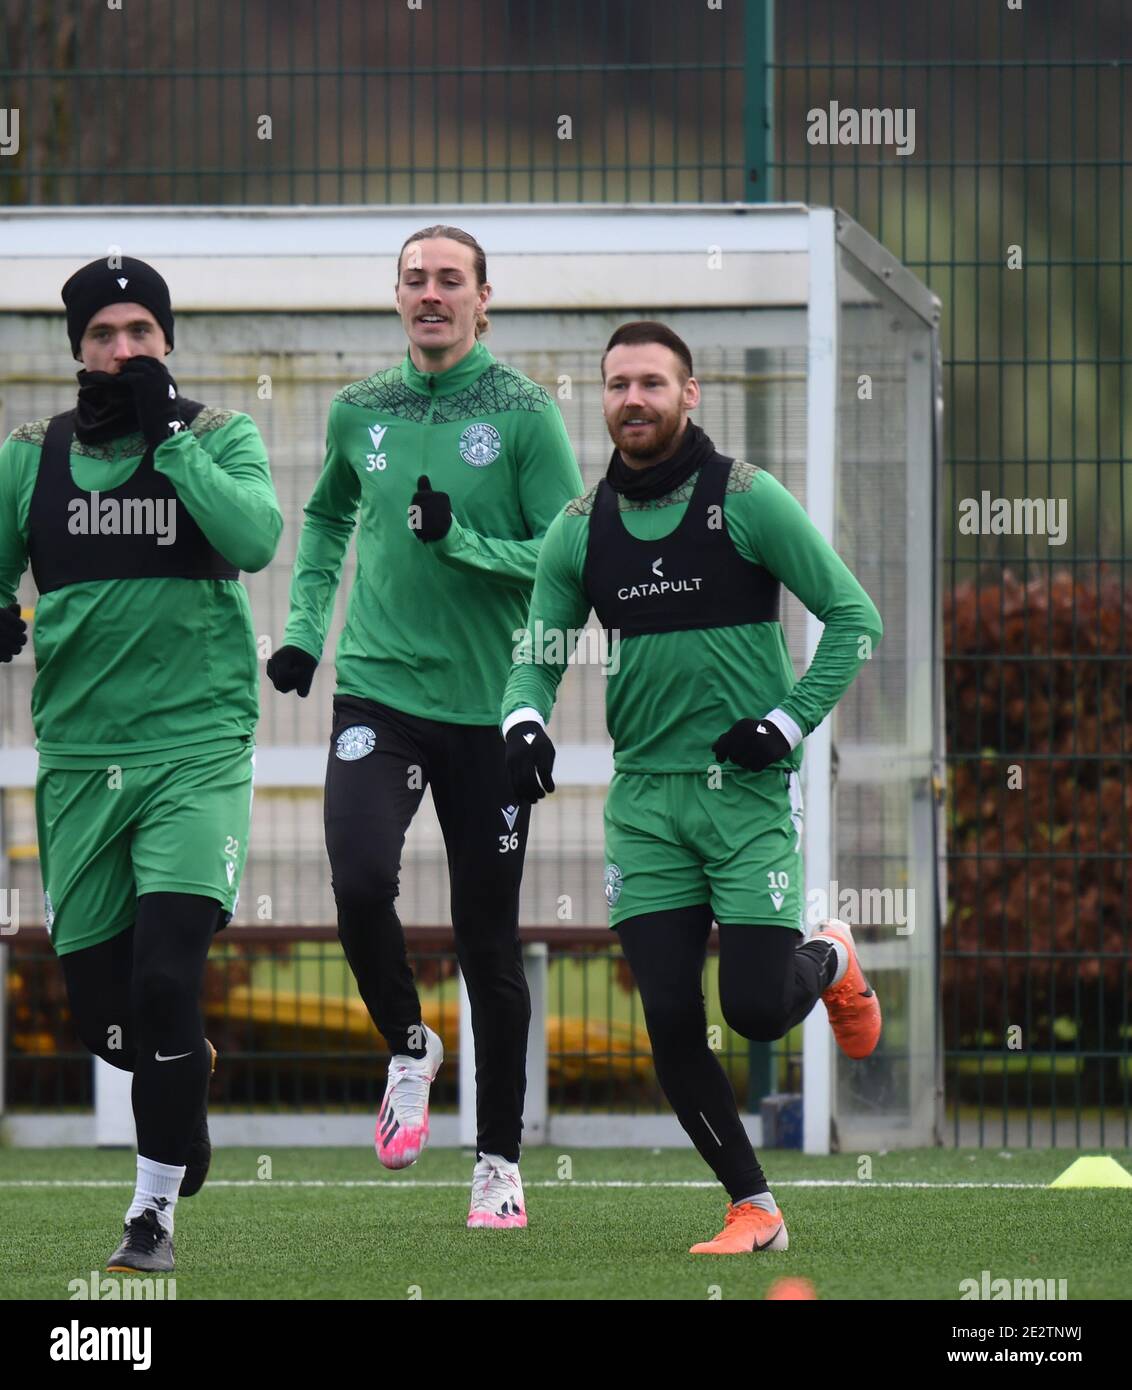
[324,695,532,1163]
[59,891,220,1166]
[616,905,836,1201]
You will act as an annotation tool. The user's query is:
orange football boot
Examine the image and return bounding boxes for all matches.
[689,1201,789,1254]
[817,918,882,1059]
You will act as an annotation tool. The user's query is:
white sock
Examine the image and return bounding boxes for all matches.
[126,1155,184,1236]
[827,938,850,987]
[478,1151,519,1170]
[735,1191,778,1214]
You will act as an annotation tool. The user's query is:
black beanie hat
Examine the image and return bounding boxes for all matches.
[61,257,175,360]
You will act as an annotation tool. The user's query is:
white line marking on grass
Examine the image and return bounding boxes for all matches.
[0,1179,1048,1190]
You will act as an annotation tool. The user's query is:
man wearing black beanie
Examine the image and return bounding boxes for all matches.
[62,256,178,361]
[0,255,282,1273]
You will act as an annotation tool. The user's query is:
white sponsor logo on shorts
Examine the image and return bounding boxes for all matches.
[501,804,520,831]
[335,725,376,761]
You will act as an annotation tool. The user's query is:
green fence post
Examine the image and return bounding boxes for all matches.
[743,0,774,203]
[744,0,775,1108]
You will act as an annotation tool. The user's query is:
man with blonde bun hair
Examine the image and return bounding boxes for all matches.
[270,226,582,1228]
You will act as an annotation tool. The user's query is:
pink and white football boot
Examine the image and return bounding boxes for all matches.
[375,1024,444,1170]
[467,1153,527,1229]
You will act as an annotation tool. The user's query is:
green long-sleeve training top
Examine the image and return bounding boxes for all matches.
[282,339,584,723]
[502,459,884,774]
[0,406,282,768]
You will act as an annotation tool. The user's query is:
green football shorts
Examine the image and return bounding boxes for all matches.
[602,767,804,929]
[35,740,256,957]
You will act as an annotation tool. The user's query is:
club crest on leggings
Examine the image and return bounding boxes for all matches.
[335,725,376,761]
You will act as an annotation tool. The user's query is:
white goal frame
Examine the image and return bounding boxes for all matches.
[0,204,944,1154]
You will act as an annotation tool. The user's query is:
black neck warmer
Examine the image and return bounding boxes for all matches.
[73,370,143,444]
[605,420,716,502]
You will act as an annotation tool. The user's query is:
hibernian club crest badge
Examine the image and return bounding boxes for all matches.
[335,725,376,761]
[459,422,502,467]
[603,864,624,907]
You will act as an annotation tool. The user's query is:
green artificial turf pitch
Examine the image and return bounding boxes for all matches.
[1,1146,1129,1300]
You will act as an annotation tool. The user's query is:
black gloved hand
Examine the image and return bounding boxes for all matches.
[505,720,557,802]
[117,354,184,448]
[0,601,27,662]
[266,644,318,698]
[408,475,452,543]
[712,717,792,773]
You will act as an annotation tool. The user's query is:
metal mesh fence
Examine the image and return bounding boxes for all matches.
[0,314,811,923]
[2,0,1128,1142]
[0,311,812,1116]
[0,0,752,205]
[6,930,792,1116]
[768,0,1131,1146]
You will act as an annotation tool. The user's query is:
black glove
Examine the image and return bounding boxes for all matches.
[712,717,792,773]
[505,720,557,802]
[117,354,184,448]
[266,644,318,697]
[0,601,27,662]
[408,475,452,543]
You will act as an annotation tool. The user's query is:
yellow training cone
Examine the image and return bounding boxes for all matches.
[1049,1156,1132,1188]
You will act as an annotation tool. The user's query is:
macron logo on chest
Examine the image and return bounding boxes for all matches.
[365,422,389,472]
